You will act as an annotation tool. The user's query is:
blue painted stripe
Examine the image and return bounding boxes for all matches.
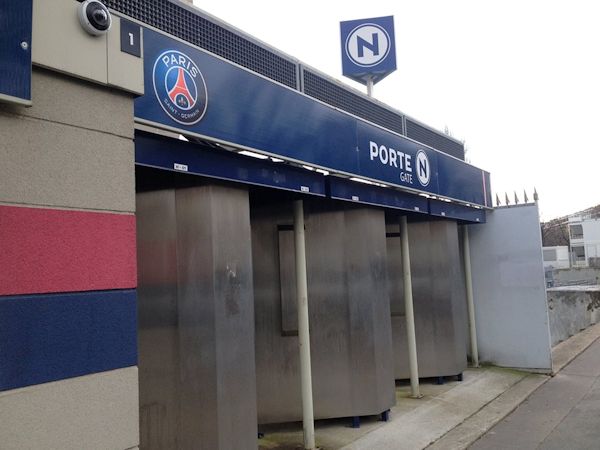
[0,289,137,391]
[327,176,429,213]
[135,131,327,196]
[429,199,486,223]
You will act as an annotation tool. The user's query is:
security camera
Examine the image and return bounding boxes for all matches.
[78,0,112,36]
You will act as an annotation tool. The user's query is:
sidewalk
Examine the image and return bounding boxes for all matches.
[427,320,600,450]
[341,368,544,450]
[258,322,600,450]
[259,367,535,450]
[470,332,600,449]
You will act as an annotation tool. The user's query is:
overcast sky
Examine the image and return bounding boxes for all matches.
[193,0,600,221]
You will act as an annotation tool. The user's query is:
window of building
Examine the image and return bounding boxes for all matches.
[570,224,584,239]
[572,245,586,261]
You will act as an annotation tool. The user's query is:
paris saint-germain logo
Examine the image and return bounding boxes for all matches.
[153,50,208,126]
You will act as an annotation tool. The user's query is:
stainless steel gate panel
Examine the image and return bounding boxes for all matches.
[252,202,307,423]
[137,184,257,450]
[304,207,354,421]
[343,208,394,413]
[137,189,180,449]
[253,200,395,424]
[387,219,468,379]
[438,222,470,371]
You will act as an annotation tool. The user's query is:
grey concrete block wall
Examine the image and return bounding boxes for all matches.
[552,268,600,287]
[0,368,139,450]
[1,68,134,139]
[32,0,108,86]
[0,68,135,212]
[32,0,144,96]
[547,287,600,346]
[0,63,138,448]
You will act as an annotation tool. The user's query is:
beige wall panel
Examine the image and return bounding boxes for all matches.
[32,0,108,85]
[108,17,145,96]
[0,68,133,139]
[0,367,139,450]
[0,113,135,212]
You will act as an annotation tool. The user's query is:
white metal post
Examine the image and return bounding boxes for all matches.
[463,225,479,367]
[400,216,421,398]
[366,77,374,97]
[294,200,316,450]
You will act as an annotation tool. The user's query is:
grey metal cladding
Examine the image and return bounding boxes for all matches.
[303,69,405,136]
[102,0,298,88]
[405,119,465,160]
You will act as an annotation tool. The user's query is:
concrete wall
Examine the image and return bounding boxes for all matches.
[582,218,600,243]
[0,68,135,212]
[547,286,600,346]
[552,267,600,286]
[0,368,138,450]
[0,67,138,448]
[468,204,553,372]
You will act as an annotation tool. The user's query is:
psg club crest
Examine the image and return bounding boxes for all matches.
[153,50,208,125]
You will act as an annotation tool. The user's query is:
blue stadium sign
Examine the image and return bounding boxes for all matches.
[340,16,397,85]
[135,28,491,208]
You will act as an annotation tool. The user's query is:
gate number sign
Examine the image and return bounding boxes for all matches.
[120,18,141,58]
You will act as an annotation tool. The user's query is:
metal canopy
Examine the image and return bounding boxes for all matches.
[135,131,487,224]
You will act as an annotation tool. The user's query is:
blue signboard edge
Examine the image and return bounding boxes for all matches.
[327,176,429,214]
[429,198,486,224]
[135,130,327,197]
[136,131,487,221]
[0,0,33,106]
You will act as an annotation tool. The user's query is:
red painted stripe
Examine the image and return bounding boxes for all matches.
[0,205,136,296]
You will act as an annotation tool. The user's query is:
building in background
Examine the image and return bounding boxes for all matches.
[543,246,570,270]
[542,204,600,269]
[568,216,600,267]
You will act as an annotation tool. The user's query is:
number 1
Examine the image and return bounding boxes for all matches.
[128,32,134,46]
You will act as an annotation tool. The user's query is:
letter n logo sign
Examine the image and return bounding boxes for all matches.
[340,16,396,84]
[345,23,390,68]
[416,150,431,187]
[357,33,379,58]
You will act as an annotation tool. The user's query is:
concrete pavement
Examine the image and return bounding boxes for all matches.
[470,337,600,449]
[428,320,600,450]
[258,322,600,450]
[259,368,541,450]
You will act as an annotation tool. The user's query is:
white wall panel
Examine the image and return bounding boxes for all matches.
[468,204,552,372]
